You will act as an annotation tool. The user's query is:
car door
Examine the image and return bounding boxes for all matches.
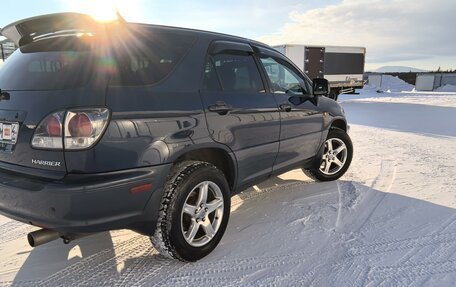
[200,41,281,186]
[256,48,324,172]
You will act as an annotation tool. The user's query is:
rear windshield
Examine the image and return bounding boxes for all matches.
[0,37,94,91]
[0,29,196,90]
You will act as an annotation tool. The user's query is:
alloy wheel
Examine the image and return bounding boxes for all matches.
[319,138,348,176]
[180,181,224,247]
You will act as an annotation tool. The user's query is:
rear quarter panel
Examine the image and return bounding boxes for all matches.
[64,36,214,173]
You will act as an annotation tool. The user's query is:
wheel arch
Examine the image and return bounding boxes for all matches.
[172,146,237,191]
[329,118,347,132]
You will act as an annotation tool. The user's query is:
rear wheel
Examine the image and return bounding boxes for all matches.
[303,128,353,181]
[151,161,230,262]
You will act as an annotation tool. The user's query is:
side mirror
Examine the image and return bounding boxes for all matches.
[313,78,329,96]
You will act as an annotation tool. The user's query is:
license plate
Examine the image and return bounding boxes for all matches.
[0,123,19,144]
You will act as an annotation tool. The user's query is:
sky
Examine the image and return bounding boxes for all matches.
[0,0,455,71]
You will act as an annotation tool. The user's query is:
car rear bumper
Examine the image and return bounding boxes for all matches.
[0,164,172,234]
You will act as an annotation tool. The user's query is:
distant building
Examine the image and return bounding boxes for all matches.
[415,73,456,91]
[365,71,456,91]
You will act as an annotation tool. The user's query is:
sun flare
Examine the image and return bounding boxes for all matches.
[87,0,119,22]
[63,0,144,23]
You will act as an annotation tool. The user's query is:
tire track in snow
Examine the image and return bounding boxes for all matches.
[305,258,369,287]
[36,234,146,286]
[114,247,317,286]
[230,180,312,208]
[335,181,343,229]
[344,159,397,234]
[0,221,35,245]
[304,230,456,287]
[347,231,456,257]
[368,259,456,283]
[321,156,453,286]
[376,214,456,286]
[118,253,182,287]
[355,205,409,234]
[160,253,316,287]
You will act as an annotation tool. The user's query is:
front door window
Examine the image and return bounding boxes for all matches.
[259,56,308,95]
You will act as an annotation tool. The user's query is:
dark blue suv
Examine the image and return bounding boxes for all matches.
[0,13,353,261]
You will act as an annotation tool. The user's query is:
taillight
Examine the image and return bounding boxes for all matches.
[31,108,110,150]
[64,109,110,150]
[31,112,65,149]
[46,115,62,137]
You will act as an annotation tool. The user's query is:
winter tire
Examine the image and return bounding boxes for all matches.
[151,161,230,262]
[303,128,353,181]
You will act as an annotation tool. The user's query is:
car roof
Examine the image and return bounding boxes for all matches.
[128,22,271,49]
[1,12,272,50]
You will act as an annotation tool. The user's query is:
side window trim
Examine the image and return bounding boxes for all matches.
[253,53,274,94]
[251,52,272,94]
[200,55,224,92]
[209,56,224,90]
[209,40,254,55]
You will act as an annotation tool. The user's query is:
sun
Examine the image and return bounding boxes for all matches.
[63,0,144,23]
[87,0,119,22]
[64,0,123,23]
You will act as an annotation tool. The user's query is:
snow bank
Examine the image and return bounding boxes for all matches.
[340,87,456,108]
[435,84,456,92]
[368,75,415,92]
[380,75,414,92]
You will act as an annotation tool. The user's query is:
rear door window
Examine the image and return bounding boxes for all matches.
[208,53,265,93]
[109,32,196,86]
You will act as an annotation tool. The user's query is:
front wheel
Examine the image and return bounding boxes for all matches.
[151,161,230,262]
[303,128,353,181]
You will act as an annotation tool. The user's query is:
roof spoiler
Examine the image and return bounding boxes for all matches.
[1,12,125,46]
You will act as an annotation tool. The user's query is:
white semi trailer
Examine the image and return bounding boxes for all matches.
[274,44,366,100]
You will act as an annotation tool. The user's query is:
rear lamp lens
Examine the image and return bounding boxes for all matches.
[46,115,62,137]
[64,109,110,150]
[31,108,110,150]
[68,113,92,137]
[31,112,65,149]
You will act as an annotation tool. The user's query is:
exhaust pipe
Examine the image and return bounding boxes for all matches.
[27,229,61,247]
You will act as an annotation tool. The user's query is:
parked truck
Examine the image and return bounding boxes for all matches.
[274,44,366,100]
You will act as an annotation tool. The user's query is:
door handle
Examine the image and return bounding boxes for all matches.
[208,101,233,115]
[279,104,292,112]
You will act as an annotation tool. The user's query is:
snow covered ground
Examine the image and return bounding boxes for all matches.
[0,86,455,286]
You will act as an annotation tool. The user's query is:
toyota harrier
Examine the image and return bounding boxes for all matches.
[0,13,353,261]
